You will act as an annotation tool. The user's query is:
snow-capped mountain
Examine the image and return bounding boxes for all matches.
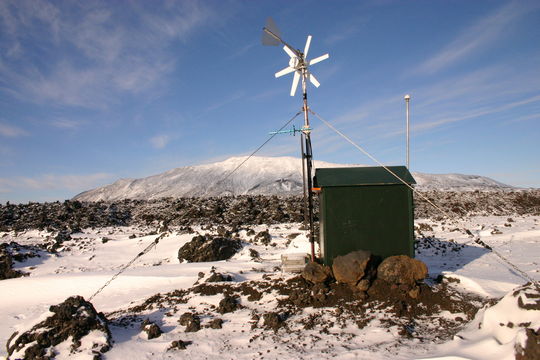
[73,156,514,201]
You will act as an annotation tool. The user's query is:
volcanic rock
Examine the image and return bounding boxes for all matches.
[218,295,239,314]
[207,318,223,329]
[168,339,192,350]
[178,312,201,333]
[177,235,242,262]
[332,250,373,285]
[0,244,26,280]
[254,230,272,245]
[377,255,428,287]
[263,312,286,331]
[141,319,162,339]
[515,328,540,360]
[206,271,233,282]
[6,295,111,359]
[302,262,332,284]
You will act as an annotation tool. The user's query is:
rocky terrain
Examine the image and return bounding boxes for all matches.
[1,190,539,234]
[1,189,539,359]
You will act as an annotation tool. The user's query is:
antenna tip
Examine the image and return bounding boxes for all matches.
[404,94,411,100]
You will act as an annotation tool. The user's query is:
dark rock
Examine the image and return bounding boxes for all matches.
[249,248,261,261]
[263,312,285,331]
[377,255,428,287]
[178,312,201,332]
[178,235,242,262]
[206,272,233,282]
[515,328,540,360]
[168,339,192,350]
[101,237,111,244]
[356,279,370,292]
[254,230,272,245]
[6,296,111,359]
[332,250,373,285]
[302,262,332,284]
[216,225,231,237]
[0,244,27,280]
[515,283,540,311]
[218,295,239,314]
[141,319,162,339]
[207,318,223,329]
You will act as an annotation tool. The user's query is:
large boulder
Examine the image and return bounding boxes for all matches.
[377,255,428,287]
[302,262,332,284]
[6,296,111,359]
[332,250,373,285]
[178,235,242,262]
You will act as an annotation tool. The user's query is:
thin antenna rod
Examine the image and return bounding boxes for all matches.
[404,94,411,169]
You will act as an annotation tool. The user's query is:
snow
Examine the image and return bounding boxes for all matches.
[421,283,540,360]
[1,216,539,359]
[73,156,514,201]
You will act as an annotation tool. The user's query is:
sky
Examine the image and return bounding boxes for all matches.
[1,0,539,203]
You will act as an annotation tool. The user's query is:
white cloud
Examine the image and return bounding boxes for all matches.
[0,173,113,192]
[150,135,171,149]
[413,1,536,75]
[0,0,216,109]
[0,122,28,137]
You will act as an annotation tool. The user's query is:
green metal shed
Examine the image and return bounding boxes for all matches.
[314,166,416,266]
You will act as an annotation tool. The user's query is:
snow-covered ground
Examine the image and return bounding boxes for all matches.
[1,216,539,359]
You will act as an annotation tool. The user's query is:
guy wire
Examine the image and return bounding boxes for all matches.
[310,108,537,285]
[88,111,303,301]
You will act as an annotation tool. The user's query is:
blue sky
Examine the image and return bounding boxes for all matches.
[1,0,539,203]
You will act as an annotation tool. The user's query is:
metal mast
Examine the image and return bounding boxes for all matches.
[262,18,329,261]
[300,67,316,261]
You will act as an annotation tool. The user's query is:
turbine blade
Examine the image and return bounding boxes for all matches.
[262,17,282,46]
[283,45,297,59]
[304,35,312,58]
[290,71,300,96]
[265,17,281,39]
[275,66,295,78]
[309,53,329,66]
[309,73,320,87]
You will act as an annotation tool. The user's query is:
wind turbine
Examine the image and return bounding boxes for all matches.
[262,18,329,97]
[262,17,329,261]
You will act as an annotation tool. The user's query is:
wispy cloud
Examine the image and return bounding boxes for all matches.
[324,22,364,45]
[0,173,113,193]
[51,118,84,129]
[149,135,171,149]
[504,113,540,124]
[226,42,257,61]
[413,94,540,133]
[196,91,246,118]
[326,57,540,146]
[0,122,28,137]
[412,1,536,75]
[0,0,216,109]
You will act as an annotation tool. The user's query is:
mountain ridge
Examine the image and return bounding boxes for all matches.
[73,156,514,201]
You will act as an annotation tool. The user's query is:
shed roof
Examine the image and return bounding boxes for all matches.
[314,166,416,187]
